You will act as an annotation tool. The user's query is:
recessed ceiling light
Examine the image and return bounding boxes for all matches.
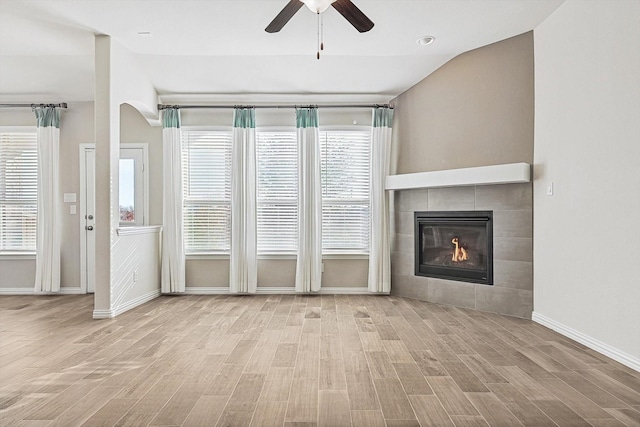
[416,36,435,46]
[137,31,152,37]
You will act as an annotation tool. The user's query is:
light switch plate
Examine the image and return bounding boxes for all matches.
[63,193,77,203]
[70,205,77,215]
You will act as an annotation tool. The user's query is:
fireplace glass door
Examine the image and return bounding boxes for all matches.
[415,211,493,285]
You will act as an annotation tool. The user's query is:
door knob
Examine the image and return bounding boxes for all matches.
[87,215,94,220]
[86,226,94,231]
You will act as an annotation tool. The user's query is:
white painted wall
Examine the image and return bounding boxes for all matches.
[94,35,159,316]
[533,0,640,367]
[111,228,161,316]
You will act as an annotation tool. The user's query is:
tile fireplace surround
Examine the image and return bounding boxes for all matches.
[391,182,533,318]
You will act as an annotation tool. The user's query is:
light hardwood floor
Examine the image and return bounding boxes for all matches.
[1,294,639,426]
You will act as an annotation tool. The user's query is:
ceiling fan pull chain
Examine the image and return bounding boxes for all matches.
[321,13,324,51]
[317,11,321,59]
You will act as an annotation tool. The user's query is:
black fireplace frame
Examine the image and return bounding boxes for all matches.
[414,211,493,285]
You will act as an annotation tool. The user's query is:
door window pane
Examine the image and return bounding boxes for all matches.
[119,158,135,223]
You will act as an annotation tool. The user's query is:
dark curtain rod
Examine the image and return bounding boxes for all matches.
[0,103,68,109]
[158,103,391,111]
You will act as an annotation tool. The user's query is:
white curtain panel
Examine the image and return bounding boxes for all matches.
[368,107,394,293]
[161,108,185,293]
[295,108,322,293]
[34,107,61,292]
[230,108,257,294]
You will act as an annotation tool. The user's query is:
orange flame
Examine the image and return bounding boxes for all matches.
[451,237,468,262]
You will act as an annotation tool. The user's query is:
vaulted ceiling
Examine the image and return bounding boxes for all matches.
[0,0,564,103]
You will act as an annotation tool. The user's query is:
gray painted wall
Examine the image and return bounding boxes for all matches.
[0,102,94,290]
[120,103,163,226]
[391,32,534,174]
[0,103,372,291]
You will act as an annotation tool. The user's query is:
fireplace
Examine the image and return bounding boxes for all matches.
[415,211,493,285]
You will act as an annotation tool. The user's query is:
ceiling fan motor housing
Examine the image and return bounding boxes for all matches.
[266,0,373,34]
[301,0,337,13]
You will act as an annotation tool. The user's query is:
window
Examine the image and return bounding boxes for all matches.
[0,130,38,252]
[180,127,371,257]
[257,131,298,254]
[119,158,135,223]
[182,130,232,254]
[119,146,147,226]
[320,130,371,254]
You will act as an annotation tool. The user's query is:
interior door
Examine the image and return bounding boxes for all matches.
[81,145,147,293]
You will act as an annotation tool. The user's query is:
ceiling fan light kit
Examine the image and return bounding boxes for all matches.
[301,0,337,13]
[266,0,374,59]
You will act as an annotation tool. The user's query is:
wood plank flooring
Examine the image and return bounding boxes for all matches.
[1,294,639,426]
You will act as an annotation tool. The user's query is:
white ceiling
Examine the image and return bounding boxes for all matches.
[0,0,564,104]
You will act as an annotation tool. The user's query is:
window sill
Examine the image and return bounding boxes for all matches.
[258,254,369,260]
[186,254,230,260]
[259,254,297,260]
[323,253,369,260]
[186,253,369,261]
[0,253,36,260]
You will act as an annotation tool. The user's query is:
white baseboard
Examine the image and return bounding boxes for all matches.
[0,286,84,295]
[58,287,84,295]
[93,289,160,319]
[92,309,112,319]
[0,287,34,295]
[256,287,296,294]
[113,289,160,317]
[532,311,640,372]
[184,287,230,295]
[320,287,378,294]
[184,286,377,295]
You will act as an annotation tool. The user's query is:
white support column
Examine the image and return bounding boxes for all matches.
[93,35,120,318]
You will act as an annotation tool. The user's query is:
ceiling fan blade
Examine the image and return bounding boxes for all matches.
[331,0,374,33]
[265,0,304,33]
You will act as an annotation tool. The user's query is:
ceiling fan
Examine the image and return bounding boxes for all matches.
[265,0,374,34]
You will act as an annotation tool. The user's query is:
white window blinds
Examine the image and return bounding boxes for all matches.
[321,130,371,254]
[182,130,232,254]
[0,131,38,252]
[180,127,371,256]
[257,132,298,253]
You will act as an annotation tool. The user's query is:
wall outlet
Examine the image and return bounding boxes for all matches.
[547,182,554,196]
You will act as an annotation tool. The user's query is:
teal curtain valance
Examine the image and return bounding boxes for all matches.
[373,107,394,128]
[33,107,60,128]
[162,108,181,129]
[233,108,255,129]
[296,108,318,128]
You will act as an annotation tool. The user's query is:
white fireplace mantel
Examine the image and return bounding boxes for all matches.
[385,163,531,191]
